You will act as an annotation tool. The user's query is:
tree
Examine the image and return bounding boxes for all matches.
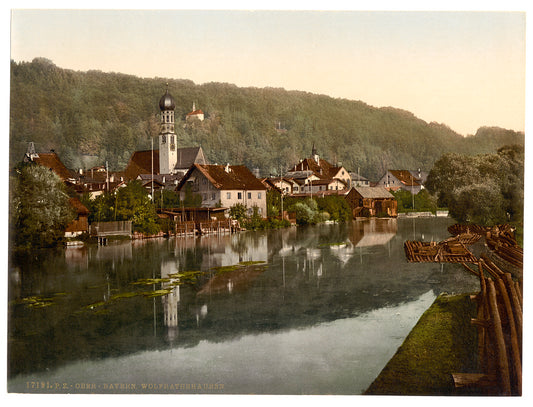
[84,181,160,234]
[10,163,75,248]
[448,182,507,225]
[425,145,524,226]
[113,181,160,234]
[229,203,248,222]
[181,183,202,207]
[154,189,180,209]
[316,195,351,222]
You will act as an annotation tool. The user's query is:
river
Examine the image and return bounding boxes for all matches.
[8,217,479,394]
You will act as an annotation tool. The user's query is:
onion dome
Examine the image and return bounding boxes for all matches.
[159,87,176,111]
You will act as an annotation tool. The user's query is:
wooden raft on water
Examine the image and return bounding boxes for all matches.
[404,238,477,263]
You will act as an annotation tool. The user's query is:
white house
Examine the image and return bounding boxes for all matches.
[177,164,268,217]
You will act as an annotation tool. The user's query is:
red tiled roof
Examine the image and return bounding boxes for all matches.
[124,150,160,180]
[179,164,267,191]
[123,147,207,180]
[186,109,204,116]
[389,170,420,187]
[32,152,74,181]
[69,197,90,215]
[287,157,341,180]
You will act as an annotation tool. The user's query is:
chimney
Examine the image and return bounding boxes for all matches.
[225,163,230,173]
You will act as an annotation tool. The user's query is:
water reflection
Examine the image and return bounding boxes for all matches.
[349,218,397,248]
[8,218,480,394]
[160,259,180,341]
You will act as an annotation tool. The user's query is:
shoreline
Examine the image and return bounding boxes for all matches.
[364,293,479,395]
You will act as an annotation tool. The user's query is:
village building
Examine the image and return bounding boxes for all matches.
[123,88,209,184]
[285,145,351,194]
[64,197,90,238]
[177,163,268,217]
[345,186,398,218]
[377,170,423,194]
[185,102,205,122]
[350,172,370,187]
[23,143,78,183]
[409,169,428,185]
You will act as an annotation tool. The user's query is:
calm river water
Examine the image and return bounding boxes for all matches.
[8,217,479,394]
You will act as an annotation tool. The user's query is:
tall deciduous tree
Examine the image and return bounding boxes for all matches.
[10,164,75,248]
[83,181,160,234]
[425,145,524,226]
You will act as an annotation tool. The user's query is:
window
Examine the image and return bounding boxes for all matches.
[258,192,262,199]
[247,192,252,200]
[294,186,299,192]
[227,192,231,199]
[238,192,242,200]
[212,193,216,201]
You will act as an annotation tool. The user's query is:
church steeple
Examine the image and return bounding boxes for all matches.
[312,143,319,165]
[159,84,177,174]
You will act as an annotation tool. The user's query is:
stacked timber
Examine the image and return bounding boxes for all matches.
[448,224,488,236]
[403,223,523,395]
[485,225,523,269]
[447,224,484,245]
[404,238,477,263]
[453,258,522,396]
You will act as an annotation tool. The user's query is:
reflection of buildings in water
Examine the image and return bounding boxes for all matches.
[202,233,268,270]
[303,248,323,285]
[160,259,181,341]
[64,246,89,270]
[92,242,133,262]
[330,244,356,266]
[349,218,397,248]
[197,265,265,296]
[195,304,208,327]
[172,233,268,270]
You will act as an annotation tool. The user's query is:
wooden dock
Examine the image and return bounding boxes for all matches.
[89,221,132,244]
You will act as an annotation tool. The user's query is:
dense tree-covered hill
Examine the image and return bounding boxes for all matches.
[10,58,524,180]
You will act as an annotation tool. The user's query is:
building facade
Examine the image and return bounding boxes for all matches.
[177,164,268,217]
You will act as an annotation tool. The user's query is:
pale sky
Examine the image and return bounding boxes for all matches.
[9,4,527,136]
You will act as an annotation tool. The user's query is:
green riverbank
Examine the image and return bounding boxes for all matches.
[365,293,478,395]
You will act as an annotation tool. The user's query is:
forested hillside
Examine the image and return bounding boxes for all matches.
[10,58,524,180]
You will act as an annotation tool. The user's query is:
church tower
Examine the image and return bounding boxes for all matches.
[158,85,177,174]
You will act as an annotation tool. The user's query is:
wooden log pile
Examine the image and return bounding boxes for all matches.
[453,257,522,395]
[485,225,523,269]
[448,223,488,236]
[403,223,523,395]
[404,238,477,263]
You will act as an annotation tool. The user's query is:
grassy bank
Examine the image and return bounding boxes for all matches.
[364,293,478,395]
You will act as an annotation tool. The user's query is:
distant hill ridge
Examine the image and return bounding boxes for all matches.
[9,58,524,180]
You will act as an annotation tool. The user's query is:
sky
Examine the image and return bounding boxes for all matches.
[8,4,527,136]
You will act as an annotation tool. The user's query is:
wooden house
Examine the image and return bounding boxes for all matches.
[64,197,90,237]
[345,187,398,218]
